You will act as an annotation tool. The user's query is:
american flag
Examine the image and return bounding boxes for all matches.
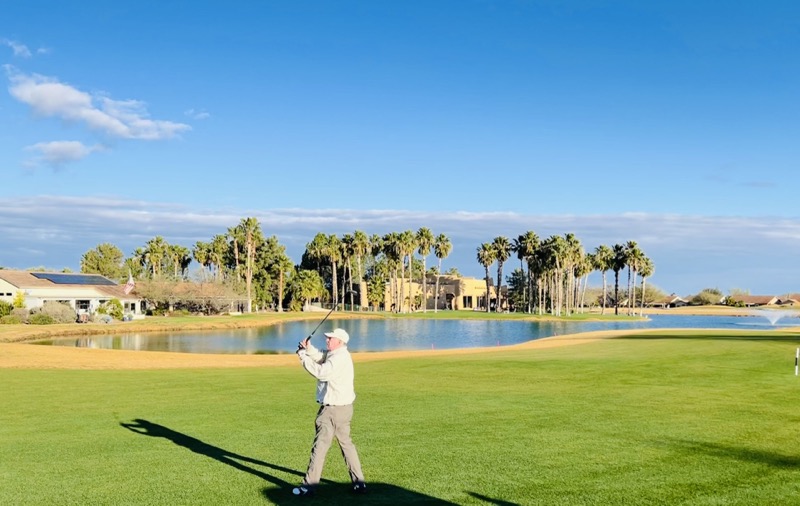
[123,272,135,295]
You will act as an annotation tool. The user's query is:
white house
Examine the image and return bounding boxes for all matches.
[0,270,144,317]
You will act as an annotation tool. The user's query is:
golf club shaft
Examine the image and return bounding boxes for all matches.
[307,301,338,339]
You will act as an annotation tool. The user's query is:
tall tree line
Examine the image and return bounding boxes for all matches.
[300,229,452,313]
[477,232,655,316]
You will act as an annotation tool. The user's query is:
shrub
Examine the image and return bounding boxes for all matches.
[11,308,29,324]
[35,302,78,324]
[0,300,12,318]
[29,313,55,325]
[0,315,22,325]
[12,291,25,308]
[92,314,113,324]
[98,299,123,320]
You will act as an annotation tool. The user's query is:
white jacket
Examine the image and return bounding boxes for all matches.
[298,344,356,406]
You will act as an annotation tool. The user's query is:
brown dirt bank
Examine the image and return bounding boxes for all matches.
[0,328,648,370]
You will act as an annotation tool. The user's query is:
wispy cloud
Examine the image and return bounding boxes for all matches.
[1,39,32,58]
[5,68,191,140]
[184,108,210,120]
[1,196,799,294]
[25,141,103,167]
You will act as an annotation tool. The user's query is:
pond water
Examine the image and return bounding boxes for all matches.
[37,312,799,355]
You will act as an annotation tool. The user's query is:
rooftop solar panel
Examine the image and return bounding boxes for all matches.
[32,272,118,286]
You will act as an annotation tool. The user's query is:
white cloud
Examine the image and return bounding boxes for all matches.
[6,69,191,140]
[25,141,102,166]
[0,196,798,295]
[1,39,32,58]
[184,108,210,120]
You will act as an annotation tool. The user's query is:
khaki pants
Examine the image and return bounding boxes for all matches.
[302,404,364,487]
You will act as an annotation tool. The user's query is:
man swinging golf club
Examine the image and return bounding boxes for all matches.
[293,327,367,497]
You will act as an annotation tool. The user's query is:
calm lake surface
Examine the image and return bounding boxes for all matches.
[38,313,798,354]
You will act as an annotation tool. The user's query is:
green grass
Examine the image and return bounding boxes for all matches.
[2,330,800,505]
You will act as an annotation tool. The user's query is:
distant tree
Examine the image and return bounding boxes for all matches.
[192,241,212,280]
[167,244,192,279]
[506,268,527,312]
[433,233,452,312]
[209,235,229,281]
[492,236,511,312]
[638,256,654,316]
[592,245,614,315]
[477,243,496,312]
[692,288,723,306]
[624,241,644,315]
[270,248,294,312]
[81,243,125,280]
[341,233,355,308]
[512,231,539,313]
[231,217,263,313]
[398,230,416,313]
[611,243,627,315]
[352,230,370,310]
[288,269,325,311]
[416,227,435,312]
[142,236,169,277]
[443,266,460,276]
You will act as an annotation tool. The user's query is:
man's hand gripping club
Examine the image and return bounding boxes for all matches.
[296,336,311,354]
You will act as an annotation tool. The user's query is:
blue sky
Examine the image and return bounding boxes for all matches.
[1,1,799,296]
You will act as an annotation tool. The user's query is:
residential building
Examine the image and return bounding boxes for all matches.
[0,270,144,317]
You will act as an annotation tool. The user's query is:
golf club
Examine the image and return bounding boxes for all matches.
[298,301,339,351]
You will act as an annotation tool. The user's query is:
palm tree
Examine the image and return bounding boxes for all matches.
[574,254,592,313]
[398,230,416,312]
[638,256,654,316]
[210,234,228,282]
[624,241,644,315]
[562,233,584,315]
[341,234,355,309]
[382,232,402,312]
[168,244,191,279]
[192,241,211,281]
[233,217,262,313]
[592,245,613,314]
[476,243,496,312]
[367,233,383,311]
[539,235,566,316]
[352,230,369,310]
[288,269,326,310]
[611,243,628,315]
[272,252,294,312]
[433,233,451,312]
[416,227,434,312]
[327,234,342,306]
[305,233,330,303]
[143,236,169,278]
[492,236,511,312]
[512,231,539,313]
[226,225,242,281]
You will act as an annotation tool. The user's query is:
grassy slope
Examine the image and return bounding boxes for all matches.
[2,329,800,505]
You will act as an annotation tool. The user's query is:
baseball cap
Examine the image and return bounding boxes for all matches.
[323,328,350,344]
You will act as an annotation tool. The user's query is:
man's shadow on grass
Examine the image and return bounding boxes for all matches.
[671,439,800,468]
[120,418,301,489]
[121,418,463,505]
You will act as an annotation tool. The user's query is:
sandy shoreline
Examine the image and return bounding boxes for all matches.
[0,328,644,370]
[1,306,795,370]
